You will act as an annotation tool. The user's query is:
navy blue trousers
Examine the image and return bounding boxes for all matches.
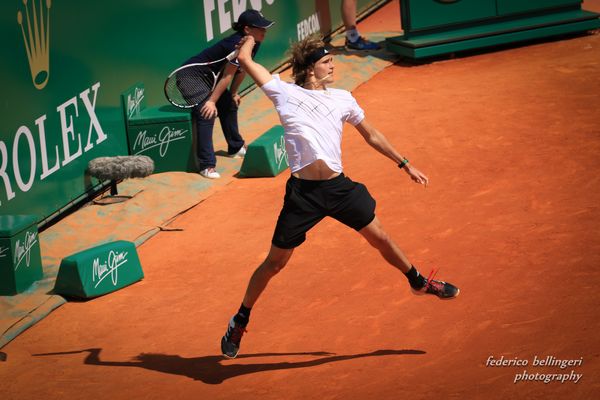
[193,89,245,170]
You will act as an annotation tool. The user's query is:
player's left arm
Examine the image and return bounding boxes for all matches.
[355,118,429,186]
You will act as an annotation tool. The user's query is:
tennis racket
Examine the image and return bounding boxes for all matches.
[164,50,239,109]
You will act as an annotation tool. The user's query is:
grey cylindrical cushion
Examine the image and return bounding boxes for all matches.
[88,156,154,181]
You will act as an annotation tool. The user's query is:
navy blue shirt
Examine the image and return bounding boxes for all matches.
[183,32,261,74]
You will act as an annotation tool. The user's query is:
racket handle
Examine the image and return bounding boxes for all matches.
[226,50,239,62]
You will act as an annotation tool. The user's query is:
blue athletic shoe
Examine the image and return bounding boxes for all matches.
[345,37,381,51]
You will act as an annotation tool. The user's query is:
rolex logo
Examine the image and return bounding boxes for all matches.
[17,0,51,90]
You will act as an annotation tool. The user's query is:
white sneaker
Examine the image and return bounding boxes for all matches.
[230,146,246,158]
[199,168,220,179]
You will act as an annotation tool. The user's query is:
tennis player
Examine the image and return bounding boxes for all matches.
[221,34,459,358]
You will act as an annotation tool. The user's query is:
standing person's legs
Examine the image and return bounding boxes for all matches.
[341,0,381,50]
[341,0,358,30]
[216,89,245,155]
[193,107,218,176]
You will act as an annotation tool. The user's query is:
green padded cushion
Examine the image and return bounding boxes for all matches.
[54,240,144,299]
[239,125,288,177]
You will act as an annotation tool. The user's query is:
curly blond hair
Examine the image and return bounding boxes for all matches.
[289,34,326,86]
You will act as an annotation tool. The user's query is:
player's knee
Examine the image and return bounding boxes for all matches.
[263,256,288,275]
[265,261,286,275]
[366,229,392,250]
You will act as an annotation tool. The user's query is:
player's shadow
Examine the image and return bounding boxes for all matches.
[34,347,425,384]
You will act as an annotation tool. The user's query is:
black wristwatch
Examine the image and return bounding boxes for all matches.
[398,158,409,169]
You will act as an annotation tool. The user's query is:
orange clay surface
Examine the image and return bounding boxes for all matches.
[2,1,600,399]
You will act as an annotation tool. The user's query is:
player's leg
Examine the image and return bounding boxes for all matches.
[221,245,293,359]
[359,217,459,299]
[327,175,458,299]
[242,244,295,309]
[221,176,323,358]
[359,216,412,273]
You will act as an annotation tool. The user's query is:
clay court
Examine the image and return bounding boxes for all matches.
[2,1,600,399]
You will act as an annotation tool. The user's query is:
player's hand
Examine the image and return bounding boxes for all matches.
[200,101,218,119]
[232,93,241,106]
[404,164,429,187]
[237,35,256,50]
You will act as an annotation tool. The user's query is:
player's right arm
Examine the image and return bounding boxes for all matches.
[237,36,273,87]
[355,118,429,187]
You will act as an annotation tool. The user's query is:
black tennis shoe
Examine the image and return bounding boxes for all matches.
[411,269,460,299]
[221,317,247,358]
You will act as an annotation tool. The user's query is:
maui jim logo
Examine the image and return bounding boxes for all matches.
[133,126,188,157]
[274,136,287,169]
[92,250,129,288]
[127,88,145,119]
[14,230,38,271]
[17,0,52,90]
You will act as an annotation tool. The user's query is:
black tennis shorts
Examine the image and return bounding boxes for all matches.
[272,173,376,249]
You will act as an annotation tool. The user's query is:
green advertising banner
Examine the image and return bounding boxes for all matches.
[0,0,386,226]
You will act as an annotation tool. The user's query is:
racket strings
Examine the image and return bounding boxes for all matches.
[166,66,217,107]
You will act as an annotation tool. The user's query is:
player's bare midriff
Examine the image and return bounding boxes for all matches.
[292,159,341,181]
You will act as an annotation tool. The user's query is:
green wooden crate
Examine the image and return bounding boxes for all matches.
[121,83,196,173]
[0,215,43,295]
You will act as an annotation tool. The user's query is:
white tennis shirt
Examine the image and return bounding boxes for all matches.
[260,74,365,173]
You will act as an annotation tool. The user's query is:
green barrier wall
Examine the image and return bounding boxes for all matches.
[0,0,385,226]
[387,0,600,58]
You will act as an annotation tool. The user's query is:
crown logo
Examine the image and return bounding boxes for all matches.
[17,0,51,90]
